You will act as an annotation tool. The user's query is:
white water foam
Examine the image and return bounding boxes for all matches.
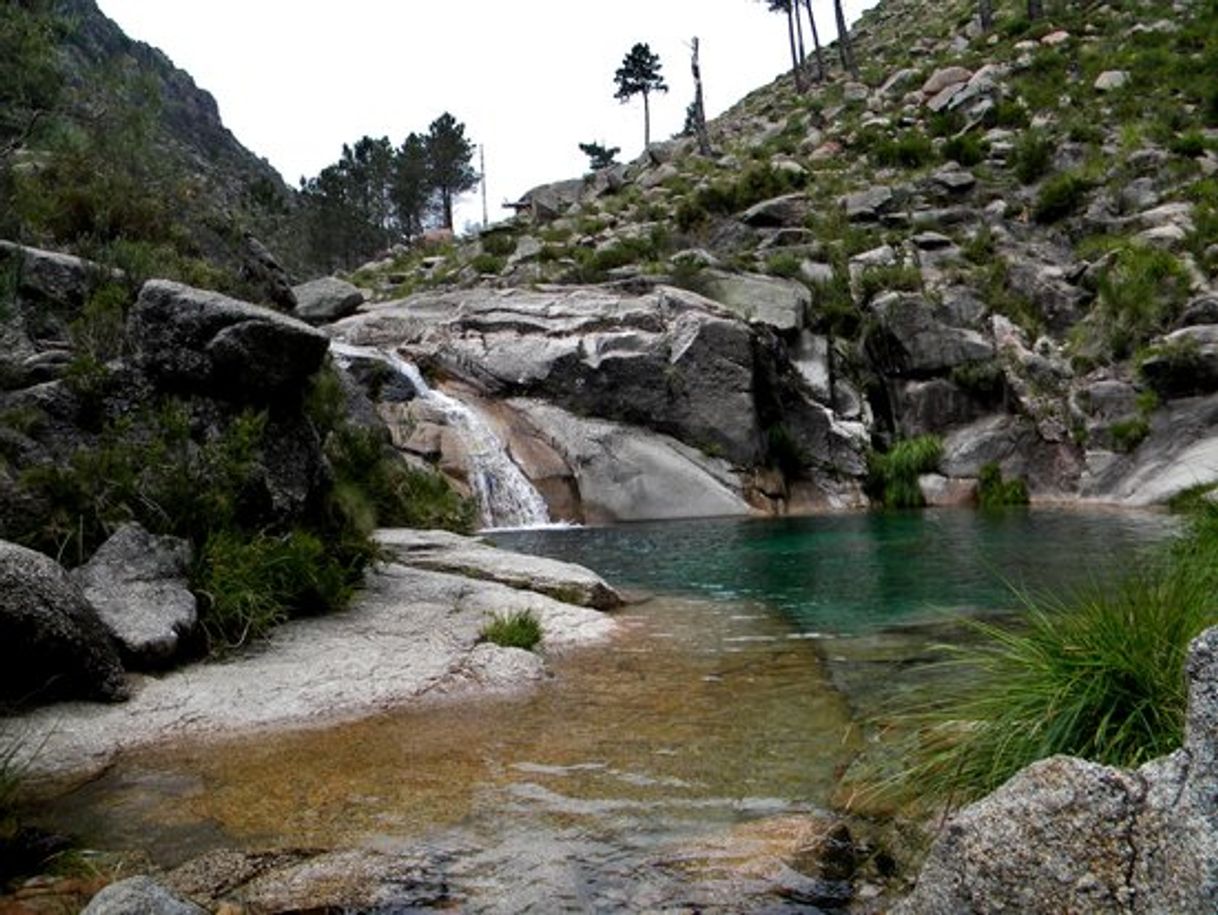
[330,342,551,530]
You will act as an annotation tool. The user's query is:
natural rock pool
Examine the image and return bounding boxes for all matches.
[30,508,1176,911]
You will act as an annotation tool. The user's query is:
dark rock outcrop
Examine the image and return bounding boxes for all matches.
[0,540,127,704]
[129,280,328,403]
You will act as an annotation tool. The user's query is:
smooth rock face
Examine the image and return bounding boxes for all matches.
[898,626,1218,915]
[329,285,852,473]
[72,523,196,668]
[129,280,329,403]
[10,537,615,779]
[291,276,365,325]
[82,876,206,915]
[0,540,127,704]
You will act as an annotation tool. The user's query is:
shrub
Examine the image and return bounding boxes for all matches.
[983,99,1029,130]
[480,610,543,651]
[1011,130,1054,184]
[857,263,922,302]
[872,131,936,169]
[951,360,1005,401]
[1169,131,1209,158]
[480,232,518,257]
[868,435,944,508]
[942,134,988,167]
[1109,417,1150,453]
[1033,171,1089,223]
[765,252,803,279]
[976,462,1029,507]
[1098,247,1190,359]
[876,513,1218,806]
[470,253,506,275]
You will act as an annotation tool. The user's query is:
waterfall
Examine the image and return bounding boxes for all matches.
[330,342,551,530]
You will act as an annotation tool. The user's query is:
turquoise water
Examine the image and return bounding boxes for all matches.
[492,508,1178,633]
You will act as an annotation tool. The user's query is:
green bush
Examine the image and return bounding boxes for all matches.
[194,529,353,650]
[765,252,803,279]
[983,99,1030,130]
[1098,247,1190,359]
[1109,417,1151,453]
[942,134,988,167]
[1033,171,1089,223]
[951,360,1005,401]
[868,435,944,509]
[1011,130,1054,184]
[872,131,936,169]
[857,263,922,302]
[976,462,1029,507]
[470,253,506,275]
[879,512,1218,805]
[480,231,518,257]
[1169,131,1209,158]
[480,610,543,651]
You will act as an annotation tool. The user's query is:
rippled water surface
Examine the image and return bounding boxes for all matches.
[35,508,1176,911]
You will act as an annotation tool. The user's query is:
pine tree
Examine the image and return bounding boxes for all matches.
[578,141,621,171]
[614,43,668,149]
[425,112,478,231]
[392,132,432,236]
[764,1,805,93]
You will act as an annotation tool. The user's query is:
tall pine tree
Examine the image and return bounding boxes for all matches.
[614,43,668,149]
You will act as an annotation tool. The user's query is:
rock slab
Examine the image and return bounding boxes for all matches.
[72,523,196,668]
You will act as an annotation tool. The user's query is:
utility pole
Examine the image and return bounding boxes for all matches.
[480,145,488,228]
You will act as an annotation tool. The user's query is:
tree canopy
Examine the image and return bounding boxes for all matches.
[299,112,479,271]
[614,42,668,149]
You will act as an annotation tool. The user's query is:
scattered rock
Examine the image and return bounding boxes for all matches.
[291,276,364,325]
[72,523,196,668]
[1094,70,1129,91]
[0,540,127,705]
[921,66,973,96]
[842,186,895,221]
[82,876,206,915]
[741,193,810,228]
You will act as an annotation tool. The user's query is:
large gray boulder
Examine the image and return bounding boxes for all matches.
[896,626,1218,915]
[72,524,196,668]
[0,540,127,704]
[866,295,994,377]
[82,876,206,915]
[292,276,365,325]
[697,270,810,332]
[128,280,329,403]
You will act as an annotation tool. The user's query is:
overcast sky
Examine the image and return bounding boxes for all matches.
[95,0,873,229]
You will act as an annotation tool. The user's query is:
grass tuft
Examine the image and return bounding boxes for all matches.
[868,436,943,509]
[480,610,543,651]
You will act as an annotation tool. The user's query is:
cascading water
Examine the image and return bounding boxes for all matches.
[330,342,551,530]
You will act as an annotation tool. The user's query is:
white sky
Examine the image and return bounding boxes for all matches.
[95,0,873,229]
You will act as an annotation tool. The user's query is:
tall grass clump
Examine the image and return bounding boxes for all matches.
[868,436,943,508]
[870,508,1218,809]
[480,610,543,651]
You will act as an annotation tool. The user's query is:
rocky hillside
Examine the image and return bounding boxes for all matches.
[3,0,310,286]
[338,0,1218,514]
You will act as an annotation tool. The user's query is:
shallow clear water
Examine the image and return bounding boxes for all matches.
[491,507,1177,633]
[32,508,1177,912]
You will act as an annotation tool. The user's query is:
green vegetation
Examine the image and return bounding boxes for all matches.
[942,134,988,167]
[1095,246,1190,359]
[1032,171,1090,223]
[976,462,1029,507]
[1010,129,1054,184]
[675,162,807,230]
[868,436,943,509]
[470,253,507,275]
[480,231,518,257]
[877,508,1218,806]
[480,610,544,651]
[868,130,936,169]
[857,263,922,302]
[1109,416,1150,453]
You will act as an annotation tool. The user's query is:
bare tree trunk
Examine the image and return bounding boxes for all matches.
[786,5,806,93]
[979,0,994,31]
[1027,0,1044,19]
[643,89,651,149]
[794,1,806,65]
[689,37,713,157]
[803,0,826,82]
[833,0,859,80]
